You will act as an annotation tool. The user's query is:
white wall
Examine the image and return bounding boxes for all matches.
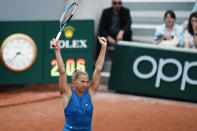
[0,0,111,34]
[71,0,111,34]
[0,0,66,21]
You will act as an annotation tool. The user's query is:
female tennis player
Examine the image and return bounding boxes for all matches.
[52,36,107,131]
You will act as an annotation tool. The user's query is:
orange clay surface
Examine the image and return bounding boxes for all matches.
[0,84,197,131]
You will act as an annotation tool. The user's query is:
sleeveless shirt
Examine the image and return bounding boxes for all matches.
[63,89,93,131]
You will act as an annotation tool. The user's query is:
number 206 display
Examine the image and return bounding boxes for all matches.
[51,58,86,77]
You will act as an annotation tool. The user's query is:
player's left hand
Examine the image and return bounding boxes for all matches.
[98,36,107,47]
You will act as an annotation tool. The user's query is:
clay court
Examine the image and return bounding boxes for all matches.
[0,84,197,131]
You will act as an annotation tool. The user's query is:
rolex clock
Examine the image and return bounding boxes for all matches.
[0,33,37,72]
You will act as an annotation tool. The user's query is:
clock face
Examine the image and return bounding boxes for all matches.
[0,34,37,72]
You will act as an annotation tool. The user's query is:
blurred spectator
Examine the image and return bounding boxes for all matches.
[184,12,197,49]
[153,10,184,48]
[182,0,197,30]
[96,0,132,60]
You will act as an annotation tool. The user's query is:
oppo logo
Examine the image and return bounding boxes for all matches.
[133,56,197,91]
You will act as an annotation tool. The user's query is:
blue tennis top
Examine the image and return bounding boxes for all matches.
[63,89,93,131]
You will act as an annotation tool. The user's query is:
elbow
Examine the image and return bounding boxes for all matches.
[59,89,64,94]
[59,87,66,94]
[59,89,65,94]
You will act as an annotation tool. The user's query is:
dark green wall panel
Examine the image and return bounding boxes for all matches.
[109,42,197,102]
[0,20,94,85]
[0,22,44,84]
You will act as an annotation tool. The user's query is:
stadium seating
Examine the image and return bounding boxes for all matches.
[101,0,195,84]
[123,0,195,43]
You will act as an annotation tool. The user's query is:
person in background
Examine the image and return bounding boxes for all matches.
[184,12,197,49]
[182,0,197,30]
[52,36,107,131]
[153,10,184,47]
[96,0,132,60]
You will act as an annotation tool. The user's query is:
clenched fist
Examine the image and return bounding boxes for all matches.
[98,36,107,47]
[51,39,60,52]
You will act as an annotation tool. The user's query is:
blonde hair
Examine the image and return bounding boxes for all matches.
[72,69,88,81]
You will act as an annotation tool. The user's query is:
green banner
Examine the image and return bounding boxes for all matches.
[109,41,197,102]
[0,20,94,85]
[43,20,94,83]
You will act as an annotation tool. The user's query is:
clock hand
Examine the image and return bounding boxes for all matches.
[10,52,20,62]
[16,51,31,60]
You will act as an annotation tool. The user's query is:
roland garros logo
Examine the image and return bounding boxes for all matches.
[133,55,197,91]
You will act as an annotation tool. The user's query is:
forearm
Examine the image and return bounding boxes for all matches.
[55,50,66,75]
[156,36,165,45]
[54,50,69,94]
[95,44,106,71]
[184,42,190,48]
[90,37,107,93]
[118,30,125,37]
[52,39,69,94]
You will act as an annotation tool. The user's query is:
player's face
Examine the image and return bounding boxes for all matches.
[164,14,175,28]
[74,75,89,92]
[112,0,122,12]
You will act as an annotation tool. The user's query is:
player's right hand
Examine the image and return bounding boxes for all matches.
[52,39,60,51]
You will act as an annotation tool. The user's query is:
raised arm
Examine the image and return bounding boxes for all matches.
[52,39,71,95]
[90,37,107,94]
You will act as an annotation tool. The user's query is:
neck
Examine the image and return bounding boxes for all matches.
[113,8,119,15]
[166,25,173,31]
[74,88,85,97]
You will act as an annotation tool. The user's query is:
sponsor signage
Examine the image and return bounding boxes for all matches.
[109,42,197,102]
[44,21,94,83]
[44,21,93,52]
[0,20,94,85]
